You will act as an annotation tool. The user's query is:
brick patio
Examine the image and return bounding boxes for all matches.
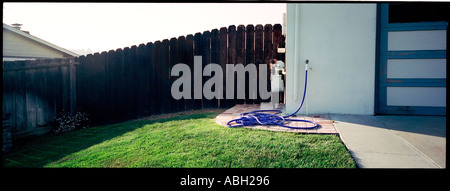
[215,104,338,134]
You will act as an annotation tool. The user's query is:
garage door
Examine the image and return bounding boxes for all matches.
[377,3,447,115]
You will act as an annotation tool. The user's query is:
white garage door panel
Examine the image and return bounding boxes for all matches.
[387,87,446,107]
[387,59,447,78]
[388,30,446,51]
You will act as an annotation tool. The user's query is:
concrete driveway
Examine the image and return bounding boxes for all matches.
[330,114,445,168]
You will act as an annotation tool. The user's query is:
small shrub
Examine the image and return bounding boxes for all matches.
[51,111,90,135]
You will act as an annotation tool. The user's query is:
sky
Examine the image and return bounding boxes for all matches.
[3,3,286,54]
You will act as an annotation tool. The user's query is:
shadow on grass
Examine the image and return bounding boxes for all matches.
[2,112,219,167]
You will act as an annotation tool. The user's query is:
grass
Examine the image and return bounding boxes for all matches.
[2,110,356,168]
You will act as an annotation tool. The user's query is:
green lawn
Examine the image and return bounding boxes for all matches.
[2,111,356,168]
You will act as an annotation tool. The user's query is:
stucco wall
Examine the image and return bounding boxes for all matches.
[285,3,377,115]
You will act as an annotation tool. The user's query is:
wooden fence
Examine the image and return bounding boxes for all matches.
[2,24,284,138]
[3,58,77,138]
[76,24,283,125]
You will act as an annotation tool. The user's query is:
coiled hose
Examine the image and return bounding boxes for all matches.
[227,67,318,129]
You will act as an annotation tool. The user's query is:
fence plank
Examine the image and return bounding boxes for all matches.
[99,52,109,123]
[218,27,228,108]
[79,54,91,116]
[263,24,273,102]
[236,25,245,105]
[98,52,108,123]
[137,44,149,117]
[35,65,46,127]
[273,24,283,61]
[76,55,85,112]
[25,61,37,132]
[129,46,139,118]
[69,58,77,113]
[185,35,194,110]
[122,48,131,120]
[145,43,155,116]
[15,61,27,134]
[161,40,171,114]
[151,41,162,115]
[127,47,137,119]
[99,51,110,121]
[81,54,93,120]
[169,37,179,112]
[193,33,203,110]
[228,25,237,107]
[106,50,117,122]
[201,31,213,109]
[113,49,126,120]
[60,62,70,114]
[115,49,126,121]
[85,53,100,123]
[55,63,64,118]
[246,24,256,104]
[175,36,187,111]
[210,29,220,108]
[43,62,52,125]
[254,25,264,104]
[45,59,58,125]
[3,63,17,133]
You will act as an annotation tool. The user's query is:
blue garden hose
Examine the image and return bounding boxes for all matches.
[227,61,318,129]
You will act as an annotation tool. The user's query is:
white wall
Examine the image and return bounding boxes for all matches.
[285,3,377,115]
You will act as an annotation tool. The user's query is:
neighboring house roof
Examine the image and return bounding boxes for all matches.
[3,23,79,60]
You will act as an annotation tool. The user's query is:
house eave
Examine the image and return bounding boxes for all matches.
[3,23,80,57]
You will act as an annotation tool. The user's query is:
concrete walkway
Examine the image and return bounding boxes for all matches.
[330,114,445,168]
[215,104,338,134]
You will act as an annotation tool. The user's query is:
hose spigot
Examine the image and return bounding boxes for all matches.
[305,60,309,71]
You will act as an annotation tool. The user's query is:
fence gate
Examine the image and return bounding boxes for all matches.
[377,3,447,115]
